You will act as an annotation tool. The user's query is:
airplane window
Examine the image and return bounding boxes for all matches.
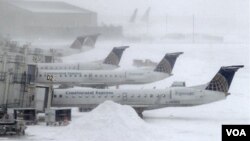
[104,96,107,98]
[95,74,98,77]
[144,94,147,98]
[84,74,87,77]
[54,95,57,98]
[137,95,141,98]
[150,94,153,98]
[111,95,114,98]
[59,74,62,77]
[79,74,82,77]
[131,95,134,98]
[110,75,113,77]
[74,75,77,77]
[100,75,103,77]
[39,74,42,77]
[69,75,72,77]
[49,67,52,69]
[162,94,166,97]
[59,95,62,98]
[117,95,120,98]
[114,75,117,77]
[98,95,101,98]
[65,74,67,77]
[79,96,82,98]
[85,96,89,98]
[157,94,160,97]
[105,75,108,77]
[45,67,48,69]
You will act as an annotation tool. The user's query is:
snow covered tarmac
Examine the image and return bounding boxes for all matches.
[2,42,249,141]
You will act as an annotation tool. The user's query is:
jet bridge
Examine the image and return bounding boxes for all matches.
[0,42,37,109]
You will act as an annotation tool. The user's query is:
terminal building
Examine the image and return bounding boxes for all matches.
[0,0,122,39]
[0,0,123,112]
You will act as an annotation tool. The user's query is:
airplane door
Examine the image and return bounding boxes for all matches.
[122,93,127,101]
[155,94,161,104]
[88,73,93,80]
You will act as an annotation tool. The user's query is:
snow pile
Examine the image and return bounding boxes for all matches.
[57,101,160,141]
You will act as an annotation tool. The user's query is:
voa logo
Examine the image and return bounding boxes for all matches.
[226,129,246,137]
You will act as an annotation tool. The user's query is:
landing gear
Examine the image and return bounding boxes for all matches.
[137,112,143,118]
[134,108,144,119]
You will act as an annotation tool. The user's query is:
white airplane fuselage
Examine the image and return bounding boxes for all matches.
[37,61,118,71]
[48,47,92,57]
[52,87,226,110]
[36,69,170,86]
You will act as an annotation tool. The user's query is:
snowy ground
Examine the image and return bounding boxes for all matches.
[1,41,249,141]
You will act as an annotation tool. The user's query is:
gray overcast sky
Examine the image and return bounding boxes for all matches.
[60,0,249,21]
[57,0,249,40]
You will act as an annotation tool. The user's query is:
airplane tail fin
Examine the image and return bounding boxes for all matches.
[70,34,100,50]
[129,8,138,23]
[154,52,183,74]
[205,65,243,93]
[103,46,129,66]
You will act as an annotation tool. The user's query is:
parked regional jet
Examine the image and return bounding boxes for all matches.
[1,34,99,63]
[52,65,243,117]
[36,46,129,70]
[36,52,183,87]
[45,34,100,57]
